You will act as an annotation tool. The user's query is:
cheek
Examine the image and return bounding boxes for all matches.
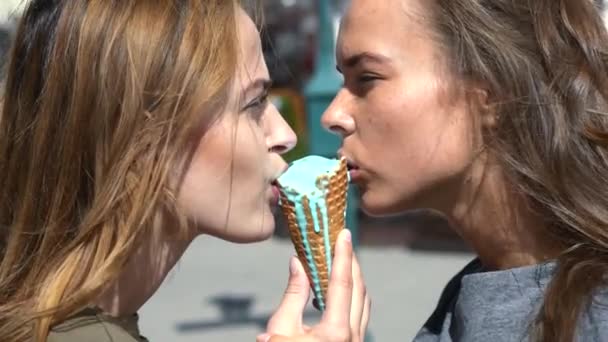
[231,119,268,179]
[173,119,274,239]
[191,115,266,182]
[380,83,475,165]
[364,85,477,196]
[362,89,442,166]
[177,129,232,207]
[189,126,233,180]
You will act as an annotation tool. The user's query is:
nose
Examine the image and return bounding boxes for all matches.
[266,104,298,155]
[321,89,355,138]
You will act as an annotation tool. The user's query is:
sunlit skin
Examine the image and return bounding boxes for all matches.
[322,0,560,271]
[97,9,297,316]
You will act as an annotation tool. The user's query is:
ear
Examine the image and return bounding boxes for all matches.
[469,86,497,130]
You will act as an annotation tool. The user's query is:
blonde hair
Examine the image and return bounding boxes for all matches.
[0,1,242,340]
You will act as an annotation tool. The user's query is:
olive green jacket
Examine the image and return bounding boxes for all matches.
[48,308,148,342]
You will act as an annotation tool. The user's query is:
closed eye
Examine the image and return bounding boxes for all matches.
[246,93,267,109]
[241,78,273,112]
[358,73,381,83]
[243,90,270,121]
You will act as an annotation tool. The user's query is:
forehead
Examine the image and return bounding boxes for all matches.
[338,0,431,58]
[236,9,266,77]
[342,0,427,27]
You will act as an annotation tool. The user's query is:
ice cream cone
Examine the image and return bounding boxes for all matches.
[277,157,349,311]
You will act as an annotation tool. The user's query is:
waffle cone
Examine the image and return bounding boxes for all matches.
[278,158,349,308]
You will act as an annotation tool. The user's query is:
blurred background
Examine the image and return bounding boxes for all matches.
[0,1,474,341]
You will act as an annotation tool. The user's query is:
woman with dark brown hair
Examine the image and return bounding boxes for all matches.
[263,0,608,341]
[0,1,369,341]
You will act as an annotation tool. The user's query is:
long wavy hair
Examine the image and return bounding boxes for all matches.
[0,1,242,341]
[430,0,608,340]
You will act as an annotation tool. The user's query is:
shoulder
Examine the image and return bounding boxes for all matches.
[47,309,145,342]
[579,288,608,339]
[421,258,483,334]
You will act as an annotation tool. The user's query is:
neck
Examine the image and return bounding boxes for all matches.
[95,220,194,317]
[446,154,562,270]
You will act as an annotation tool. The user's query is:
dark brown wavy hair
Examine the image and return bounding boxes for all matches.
[429,0,608,341]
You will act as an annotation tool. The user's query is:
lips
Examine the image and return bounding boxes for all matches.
[269,165,289,202]
[270,180,281,205]
[338,152,362,183]
[346,160,359,172]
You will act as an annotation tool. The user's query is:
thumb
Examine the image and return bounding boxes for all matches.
[266,256,310,334]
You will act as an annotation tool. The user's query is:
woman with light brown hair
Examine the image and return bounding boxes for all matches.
[267,0,608,341]
[0,1,369,341]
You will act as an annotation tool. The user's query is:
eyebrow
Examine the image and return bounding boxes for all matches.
[337,52,391,72]
[245,78,273,95]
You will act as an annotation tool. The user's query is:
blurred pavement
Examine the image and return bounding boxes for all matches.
[139,224,473,341]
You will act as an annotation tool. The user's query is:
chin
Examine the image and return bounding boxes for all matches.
[360,202,401,217]
[221,217,276,244]
[359,196,398,217]
[359,189,412,217]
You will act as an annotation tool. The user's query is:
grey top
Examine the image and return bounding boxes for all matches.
[48,307,148,342]
[414,259,608,342]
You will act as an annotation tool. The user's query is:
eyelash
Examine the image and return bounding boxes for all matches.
[341,73,380,94]
[357,73,380,83]
[245,92,269,116]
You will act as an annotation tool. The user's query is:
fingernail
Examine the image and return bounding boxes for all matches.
[257,333,271,342]
[343,229,352,243]
[289,256,298,275]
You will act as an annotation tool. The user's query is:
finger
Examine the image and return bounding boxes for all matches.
[360,293,371,339]
[266,256,310,334]
[258,333,291,342]
[260,334,312,342]
[257,333,272,342]
[349,253,366,338]
[322,229,354,327]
